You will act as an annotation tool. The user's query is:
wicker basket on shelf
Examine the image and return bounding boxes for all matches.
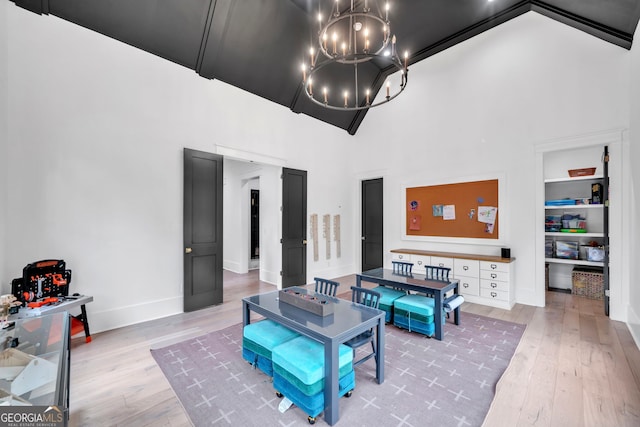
[571,267,604,300]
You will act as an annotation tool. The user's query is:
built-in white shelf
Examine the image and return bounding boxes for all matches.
[544,175,603,184]
[545,204,603,210]
[545,257,604,267]
[545,232,604,238]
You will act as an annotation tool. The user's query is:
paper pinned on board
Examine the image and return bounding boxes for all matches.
[443,205,456,220]
[477,206,497,224]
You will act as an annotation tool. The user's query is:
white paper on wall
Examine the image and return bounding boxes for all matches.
[323,214,331,259]
[333,214,341,258]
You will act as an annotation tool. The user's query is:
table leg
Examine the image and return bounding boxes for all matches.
[376,317,385,384]
[324,341,339,425]
[356,275,362,288]
[454,285,460,326]
[78,304,91,343]
[434,290,443,340]
[242,301,250,326]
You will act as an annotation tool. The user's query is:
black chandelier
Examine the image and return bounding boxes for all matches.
[301,0,408,111]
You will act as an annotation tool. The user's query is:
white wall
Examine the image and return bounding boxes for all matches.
[4,7,355,332]
[628,22,640,343]
[3,8,637,331]
[0,0,7,284]
[347,12,631,319]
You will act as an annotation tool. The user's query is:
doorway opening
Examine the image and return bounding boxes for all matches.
[250,189,260,270]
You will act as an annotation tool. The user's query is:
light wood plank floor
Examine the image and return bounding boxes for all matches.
[68,271,640,426]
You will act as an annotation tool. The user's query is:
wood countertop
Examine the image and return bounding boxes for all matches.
[391,248,516,263]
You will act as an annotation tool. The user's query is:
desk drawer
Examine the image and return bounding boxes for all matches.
[454,259,479,277]
[458,277,479,296]
[412,255,431,270]
[392,253,411,262]
[430,256,453,270]
[480,261,510,273]
[480,279,509,293]
[480,269,509,282]
[480,287,509,301]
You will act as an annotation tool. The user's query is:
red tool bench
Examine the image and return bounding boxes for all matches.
[10,295,94,343]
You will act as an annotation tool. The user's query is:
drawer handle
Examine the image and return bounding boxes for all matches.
[491,264,497,270]
[463,266,469,271]
[399,255,403,259]
[491,292,497,298]
[491,273,497,279]
[463,283,469,288]
[439,263,444,267]
[417,261,422,265]
[491,283,497,288]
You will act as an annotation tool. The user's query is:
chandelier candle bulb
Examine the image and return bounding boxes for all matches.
[323,87,328,104]
[342,42,346,56]
[310,47,315,67]
[309,79,313,96]
[344,91,348,107]
[366,89,370,105]
[386,81,390,98]
[333,32,337,54]
[404,51,408,69]
[301,64,306,82]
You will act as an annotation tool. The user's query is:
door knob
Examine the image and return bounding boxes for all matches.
[185,247,192,254]
[302,240,307,245]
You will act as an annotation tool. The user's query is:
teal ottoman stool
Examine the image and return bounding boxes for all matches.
[272,335,355,424]
[372,286,406,323]
[242,319,299,377]
[393,294,442,337]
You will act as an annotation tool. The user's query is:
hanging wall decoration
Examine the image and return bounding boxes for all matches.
[310,214,319,261]
[333,214,341,258]
[323,214,331,260]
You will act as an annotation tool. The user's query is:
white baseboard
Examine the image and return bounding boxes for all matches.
[260,269,279,286]
[515,287,545,307]
[309,265,357,284]
[223,260,243,273]
[89,296,183,334]
[627,303,640,352]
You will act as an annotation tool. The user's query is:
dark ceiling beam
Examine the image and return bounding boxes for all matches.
[11,0,49,15]
[412,1,531,64]
[531,1,633,50]
[197,0,231,79]
[195,0,217,77]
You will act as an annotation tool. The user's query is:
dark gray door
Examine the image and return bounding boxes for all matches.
[183,148,223,312]
[603,145,610,316]
[362,178,383,271]
[282,168,307,288]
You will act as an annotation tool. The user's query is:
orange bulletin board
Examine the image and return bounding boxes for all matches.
[405,179,499,239]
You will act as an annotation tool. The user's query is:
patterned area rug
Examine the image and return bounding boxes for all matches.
[151,313,525,426]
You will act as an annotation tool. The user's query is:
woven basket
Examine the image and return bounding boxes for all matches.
[572,268,603,300]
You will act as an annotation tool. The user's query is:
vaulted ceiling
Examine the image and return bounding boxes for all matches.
[10,0,640,134]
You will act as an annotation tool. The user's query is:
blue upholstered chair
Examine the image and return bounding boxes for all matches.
[314,277,340,296]
[345,286,381,367]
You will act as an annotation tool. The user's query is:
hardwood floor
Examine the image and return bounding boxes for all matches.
[68,272,640,426]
